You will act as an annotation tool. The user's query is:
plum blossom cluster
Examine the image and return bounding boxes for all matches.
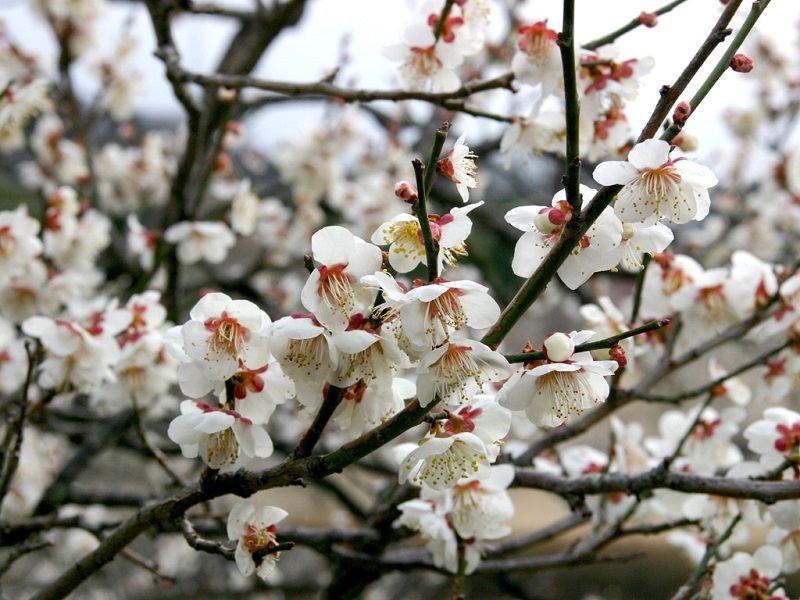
[4,0,800,598]
[384,0,492,92]
[503,19,654,162]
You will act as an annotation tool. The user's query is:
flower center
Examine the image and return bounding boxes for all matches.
[205,312,249,357]
[242,523,278,554]
[317,263,354,315]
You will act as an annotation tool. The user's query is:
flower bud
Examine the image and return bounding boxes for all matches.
[543,332,574,363]
[672,101,691,126]
[638,12,658,27]
[533,207,565,234]
[394,181,419,204]
[672,130,699,152]
[217,87,238,104]
[730,53,754,73]
[609,344,627,368]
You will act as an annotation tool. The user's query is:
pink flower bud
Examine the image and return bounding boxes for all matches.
[672,101,691,125]
[394,181,419,204]
[638,12,658,27]
[543,332,575,363]
[609,344,627,368]
[730,53,754,73]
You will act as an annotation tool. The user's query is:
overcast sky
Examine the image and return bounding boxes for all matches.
[2,0,797,154]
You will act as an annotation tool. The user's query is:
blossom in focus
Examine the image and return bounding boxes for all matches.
[415,338,509,407]
[399,396,511,490]
[167,400,273,468]
[497,331,618,427]
[164,292,271,385]
[505,186,623,289]
[266,313,337,410]
[300,226,382,333]
[593,138,718,225]
[227,501,288,580]
[370,201,482,274]
[437,133,478,202]
[362,272,500,356]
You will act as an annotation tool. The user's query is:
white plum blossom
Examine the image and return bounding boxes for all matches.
[167,400,273,468]
[593,138,718,225]
[415,338,509,407]
[511,21,562,95]
[330,321,408,391]
[163,221,236,265]
[363,272,500,355]
[370,202,482,274]
[332,376,415,440]
[399,396,511,490]
[437,133,478,202]
[744,407,800,472]
[227,501,288,580]
[497,331,618,427]
[383,24,464,93]
[266,314,337,410]
[165,292,271,385]
[300,226,382,333]
[506,185,623,289]
[610,221,674,271]
[712,546,787,600]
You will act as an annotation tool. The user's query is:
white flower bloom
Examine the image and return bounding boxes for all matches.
[167,400,273,468]
[497,330,618,427]
[611,221,674,271]
[446,464,515,540]
[300,226,382,333]
[511,21,562,95]
[437,133,478,202]
[383,24,464,93]
[163,221,236,265]
[506,186,623,289]
[165,292,271,384]
[711,546,785,600]
[331,323,408,390]
[416,338,509,407]
[399,396,511,490]
[593,138,718,225]
[370,202,482,274]
[743,407,800,472]
[227,501,288,580]
[0,78,50,150]
[332,376,415,440]
[363,272,500,355]
[0,316,28,394]
[266,314,337,410]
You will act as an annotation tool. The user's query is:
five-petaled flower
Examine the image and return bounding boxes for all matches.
[593,138,718,225]
[227,501,289,581]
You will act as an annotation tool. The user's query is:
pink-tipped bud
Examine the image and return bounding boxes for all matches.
[672,101,692,126]
[533,207,565,234]
[609,344,627,368]
[543,332,574,363]
[730,53,754,73]
[394,181,419,204]
[638,12,658,28]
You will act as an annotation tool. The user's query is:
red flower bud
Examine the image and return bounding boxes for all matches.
[730,53,754,73]
[394,181,419,204]
[638,12,658,28]
[672,101,692,126]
